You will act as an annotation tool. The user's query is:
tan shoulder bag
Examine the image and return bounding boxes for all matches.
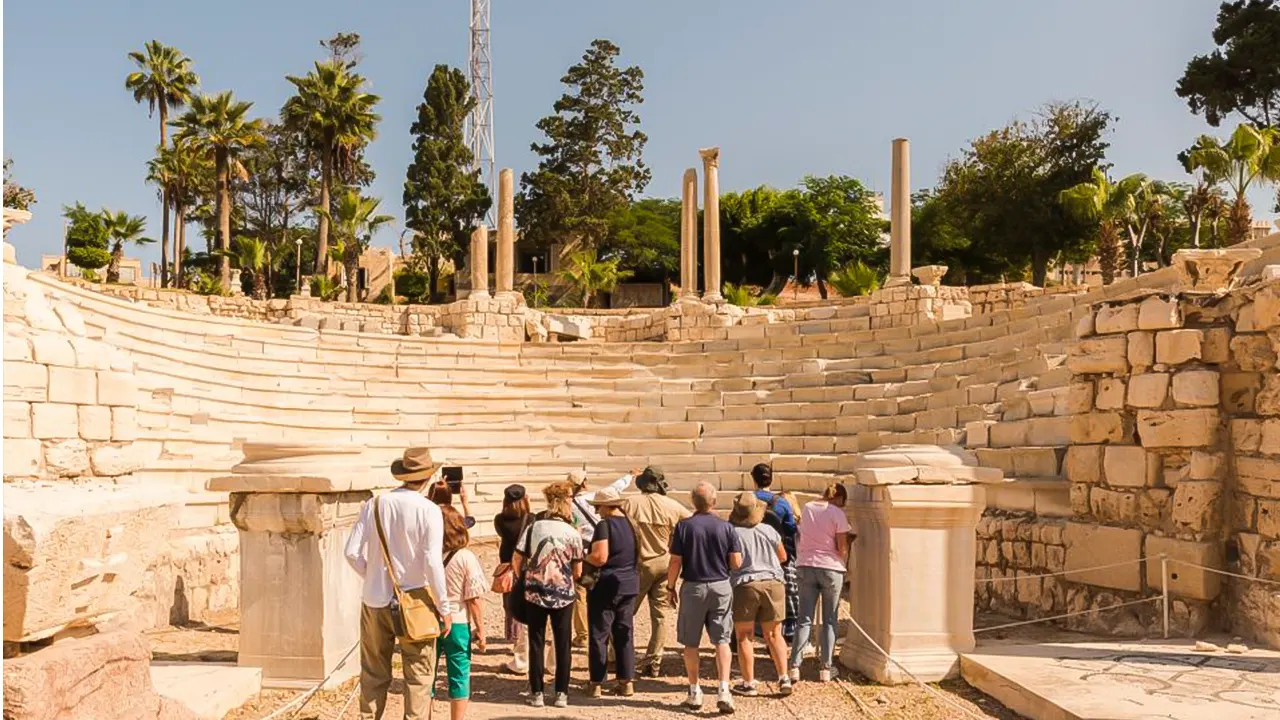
[373,496,444,642]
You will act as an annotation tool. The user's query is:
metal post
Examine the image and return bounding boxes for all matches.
[793,248,800,301]
[1161,554,1169,639]
[295,238,302,294]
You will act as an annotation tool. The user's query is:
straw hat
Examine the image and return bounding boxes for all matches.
[589,486,626,508]
[391,448,439,483]
[566,469,588,489]
[730,491,765,527]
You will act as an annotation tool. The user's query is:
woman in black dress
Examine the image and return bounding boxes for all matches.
[493,484,531,674]
[583,485,640,698]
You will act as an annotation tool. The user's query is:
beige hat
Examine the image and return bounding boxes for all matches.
[730,492,765,527]
[567,469,588,488]
[589,486,625,508]
[391,448,438,483]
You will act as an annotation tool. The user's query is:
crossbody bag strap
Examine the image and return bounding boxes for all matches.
[573,497,599,529]
[372,496,404,596]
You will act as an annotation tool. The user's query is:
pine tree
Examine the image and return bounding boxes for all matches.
[516,39,650,254]
[402,64,492,302]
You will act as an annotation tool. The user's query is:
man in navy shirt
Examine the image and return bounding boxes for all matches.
[668,482,742,714]
[752,463,799,641]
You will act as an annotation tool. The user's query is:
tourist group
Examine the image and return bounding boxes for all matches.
[343,447,853,718]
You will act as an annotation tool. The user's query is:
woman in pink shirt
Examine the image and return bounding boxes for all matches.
[789,483,852,682]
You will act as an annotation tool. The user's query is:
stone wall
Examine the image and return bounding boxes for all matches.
[969,282,1088,316]
[975,513,1068,618]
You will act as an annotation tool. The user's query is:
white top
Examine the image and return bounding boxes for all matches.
[344,487,454,616]
[570,474,633,543]
[444,548,487,624]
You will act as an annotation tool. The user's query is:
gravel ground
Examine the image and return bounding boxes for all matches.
[151,542,1019,720]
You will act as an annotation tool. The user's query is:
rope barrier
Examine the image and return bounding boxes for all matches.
[975,557,1145,583]
[843,615,988,720]
[974,596,1160,634]
[1169,559,1280,588]
[334,684,359,719]
[255,641,359,720]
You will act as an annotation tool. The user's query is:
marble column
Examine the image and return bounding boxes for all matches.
[699,147,723,302]
[887,138,912,287]
[680,168,699,299]
[470,225,490,299]
[210,443,390,688]
[495,168,515,294]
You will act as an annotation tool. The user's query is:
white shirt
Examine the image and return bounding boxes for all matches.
[570,474,633,543]
[344,487,454,616]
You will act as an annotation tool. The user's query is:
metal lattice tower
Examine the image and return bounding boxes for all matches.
[466,0,495,225]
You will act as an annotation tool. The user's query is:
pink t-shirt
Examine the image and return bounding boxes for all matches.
[796,501,851,572]
[444,548,486,623]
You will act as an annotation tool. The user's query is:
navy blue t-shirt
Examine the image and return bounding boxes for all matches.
[592,515,639,595]
[669,512,742,583]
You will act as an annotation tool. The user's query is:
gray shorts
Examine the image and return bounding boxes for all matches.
[677,580,733,648]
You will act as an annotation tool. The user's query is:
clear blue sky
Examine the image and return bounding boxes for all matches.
[4,0,1264,270]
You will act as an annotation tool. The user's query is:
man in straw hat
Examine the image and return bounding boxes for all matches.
[344,448,454,720]
[618,466,690,677]
[566,467,638,647]
[668,481,742,714]
[727,492,792,697]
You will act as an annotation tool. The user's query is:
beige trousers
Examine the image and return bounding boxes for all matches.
[636,556,671,667]
[359,603,436,720]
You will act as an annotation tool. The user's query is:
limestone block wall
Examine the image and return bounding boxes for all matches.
[1222,280,1280,647]
[969,282,1088,316]
[975,513,1068,617]
[866,284,972,329]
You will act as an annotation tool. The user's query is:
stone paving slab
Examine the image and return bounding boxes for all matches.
[961,638,1280,719]
[151,662,261,720]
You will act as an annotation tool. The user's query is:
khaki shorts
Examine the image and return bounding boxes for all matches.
[732,579,785,623]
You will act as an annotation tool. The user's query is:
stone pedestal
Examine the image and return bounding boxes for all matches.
[839,445,1002,683]
[699,148,723,302]
[209,444,389,689]
[469,225,490,299]
[680,168,699,299]
[886,138,912,288]
[495,169,515,294]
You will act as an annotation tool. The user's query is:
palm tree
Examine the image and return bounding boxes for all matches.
[1188,124,1280,245]
[1059,169,1156,280]
[828,261,882,297]
[101,210,152,284]
[318,188,393,302]
[556,249,633,308]
[126,41,199,288]
[230,237,270,299]
[172,92,265,288]
[149,138,211,287]
[281,61,381,276]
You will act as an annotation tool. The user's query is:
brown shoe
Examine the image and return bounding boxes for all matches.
[584,682,603,699]
[616,681,635,697]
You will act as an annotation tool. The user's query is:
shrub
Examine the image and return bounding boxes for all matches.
[828,261,881,297]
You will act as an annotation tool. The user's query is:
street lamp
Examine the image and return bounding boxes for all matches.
[792,248,800,302]
[295,237,303,294]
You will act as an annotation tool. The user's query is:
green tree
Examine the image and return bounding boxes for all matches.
[720,186,786,290]
[229,236,269,299]
[1059,169,1157,280]
[101,210,152,283]
[828,261,882,297]
[556,248,633,307]
[403,64,492,303]
[604,198,680,284]
[125,41,199,288]
[937,101,1113,285]
[147,137,211,286]
[785,175,885,298]
[172,91,265,288]
[237,123,312,295]
[4,158,36,212]
[63,203,112,274]
[1187,123,1280,243]
[517,39,650,253]
[318,188,394,302]
[1177,1,1280,128]
[282,60,381,275]
[911,190,968,283]
[1177,146,1230,248]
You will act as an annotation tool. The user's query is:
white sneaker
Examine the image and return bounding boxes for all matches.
[779,675,794,696]
[818,668,833,683]
[529,692,544,707]
[716,688,736,714]
[788,666,800,682]
[683,687,704,710]
[553,692,569,708]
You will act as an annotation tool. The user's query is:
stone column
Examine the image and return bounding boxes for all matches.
[495,168,515,294]
[699,147,723,302]
[839,445,1002,683]
[680,168,699,299]
[887,138,912,287]
[210,443,389,689]
[469,225,489,299]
